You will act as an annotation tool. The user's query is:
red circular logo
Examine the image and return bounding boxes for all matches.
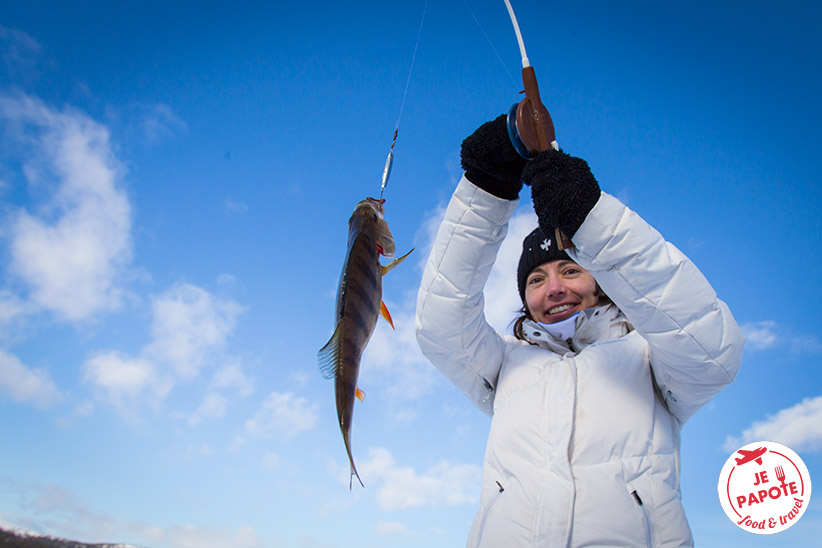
[718,441,812,534]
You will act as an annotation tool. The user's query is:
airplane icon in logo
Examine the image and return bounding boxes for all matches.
[735,447,767,466]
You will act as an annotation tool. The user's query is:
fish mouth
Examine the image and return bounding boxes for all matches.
[365,197,386,216]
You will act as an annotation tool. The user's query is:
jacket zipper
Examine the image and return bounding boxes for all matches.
[474,481,504,548]
[631,490,653,548]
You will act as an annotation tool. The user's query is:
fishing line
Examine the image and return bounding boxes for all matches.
[380,0,429,200]
[462,0,520,91]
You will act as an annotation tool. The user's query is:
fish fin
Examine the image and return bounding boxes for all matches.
[355,387,366,402]
[317,324,342,380]
[375,226,396,258]
[380,300,395,330]
[380,248,414,276]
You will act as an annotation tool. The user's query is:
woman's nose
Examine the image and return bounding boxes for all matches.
[545,276,566,298]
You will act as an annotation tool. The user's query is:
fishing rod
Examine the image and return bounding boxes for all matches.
[502,0,573,249]
[379,0,429,200]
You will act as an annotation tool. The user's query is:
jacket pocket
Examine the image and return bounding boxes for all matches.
[474,481,505,548]
[630,489,653,548]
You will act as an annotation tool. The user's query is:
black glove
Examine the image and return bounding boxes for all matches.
[460,114,528,200]
[522,149,601,238]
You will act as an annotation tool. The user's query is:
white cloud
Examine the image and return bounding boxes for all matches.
[184,361,254,425]
[0,92,132,322]
[224,199,249,216]
[261,452,280,470]
[484,210,537,333]
[146,283,245,380]
[357,447,481,511]
[414,202,447,273]
[0,289,34,328]
[1,478,270,548]
[55,401,95,429]
[73,401,95,417]
[140,103,187,145]
[140,524,264,548]
[83,352,159,392]
[0,350,62,409]
[82,351,171,418]
[298,534,335,548]
[211,360,255,397]
[377,521,410,536]
[724,396,822,454]
[245,392,318,439]
[187,393,228,426]
[0,26,42,81]
[288,370,311,387]
[790,335,822,354]
[362,306,437,405]
[81,283,247,422]
[740,321,778,350]
[1,479,118,543]
[181,445,213,460]
[739,321,822,355]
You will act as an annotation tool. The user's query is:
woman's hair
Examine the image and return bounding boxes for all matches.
[511,287,613,341]
[512,305,533,341]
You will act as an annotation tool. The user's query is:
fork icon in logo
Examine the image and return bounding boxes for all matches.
[775,465,786,485]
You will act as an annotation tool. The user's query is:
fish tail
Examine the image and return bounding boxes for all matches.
[344,434,365,489]
[349,460,364,490]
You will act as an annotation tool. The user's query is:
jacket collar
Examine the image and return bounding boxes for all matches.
[522,304,632,353]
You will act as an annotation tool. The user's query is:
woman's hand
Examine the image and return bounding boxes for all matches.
[460,114,528,200]
[522,149,601,238]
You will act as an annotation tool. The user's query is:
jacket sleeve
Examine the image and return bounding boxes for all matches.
[415,177,519,416]
[569,192,745,424]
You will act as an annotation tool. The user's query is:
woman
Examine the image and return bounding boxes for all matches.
[415,115,744,547]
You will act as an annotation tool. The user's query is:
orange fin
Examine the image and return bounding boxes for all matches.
[380,300,395,330]
[355,387,366,402]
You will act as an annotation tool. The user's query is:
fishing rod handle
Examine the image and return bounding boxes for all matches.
[519,68,572,249]
[520,66,555,152]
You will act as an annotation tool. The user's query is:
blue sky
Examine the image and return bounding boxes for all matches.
[0,1,820,547]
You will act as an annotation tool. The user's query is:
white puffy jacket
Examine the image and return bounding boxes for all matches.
[415,178,744,548]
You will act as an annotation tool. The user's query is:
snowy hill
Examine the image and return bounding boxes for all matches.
[0,525,143,548]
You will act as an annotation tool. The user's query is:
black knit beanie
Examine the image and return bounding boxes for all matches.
[517,226,570,301]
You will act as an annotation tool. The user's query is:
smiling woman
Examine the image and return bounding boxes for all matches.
[522,253,599,324]
[510,238,607,342]
[415,113,746,547]
[0,1,819,546]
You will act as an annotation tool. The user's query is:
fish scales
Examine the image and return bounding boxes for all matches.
[318,197,412,489]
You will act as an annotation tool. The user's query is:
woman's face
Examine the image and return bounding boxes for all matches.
[524,260,600,324]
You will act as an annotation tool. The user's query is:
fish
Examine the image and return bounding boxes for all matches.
[318,197,413,488]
